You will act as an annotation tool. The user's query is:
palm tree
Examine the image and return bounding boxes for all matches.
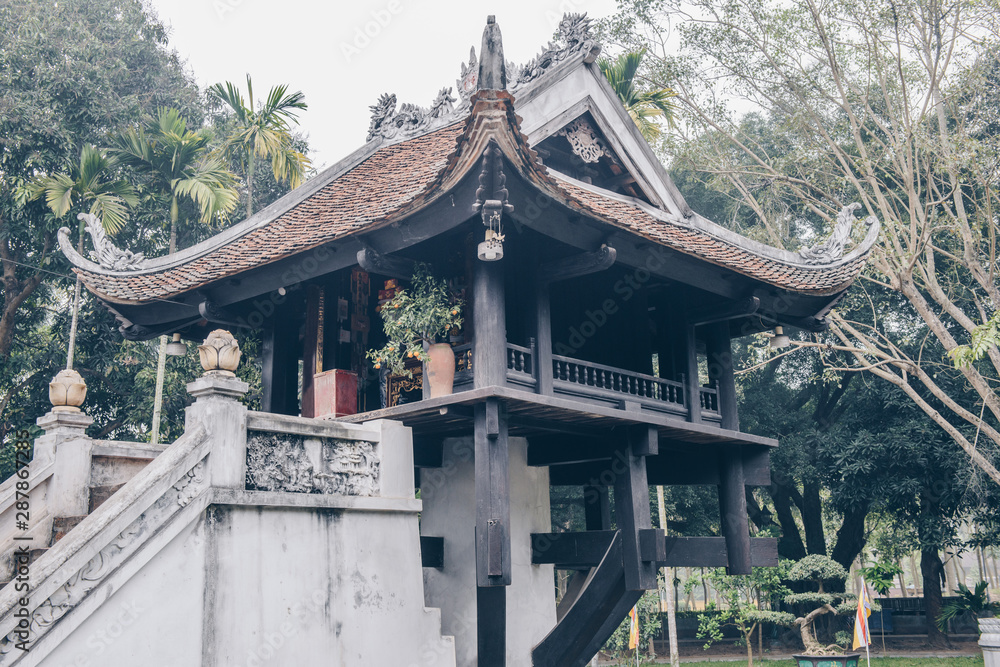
[26,144,138,369]
[114,108,239,253]
[113,108,239,445]
[598,49,677,143]
[208,74,310,217]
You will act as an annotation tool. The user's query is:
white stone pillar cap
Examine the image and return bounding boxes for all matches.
[187,373,249,401]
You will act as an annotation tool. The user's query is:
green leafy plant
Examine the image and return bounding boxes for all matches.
[367,265,463,377]
[697,565,794,667]
[937,581,1000,631]
[860,560,904,597]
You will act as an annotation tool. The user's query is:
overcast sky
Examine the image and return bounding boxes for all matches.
[147,0,619,169]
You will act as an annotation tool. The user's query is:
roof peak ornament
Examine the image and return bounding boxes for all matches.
[365,13,602,144]
[477,15,507,92]
[798,203,877,265]
[72,212,147,271]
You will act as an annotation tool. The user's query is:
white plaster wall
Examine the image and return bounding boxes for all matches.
[421,436,556,667]
[42,518,206,667]
[205,505,454,667]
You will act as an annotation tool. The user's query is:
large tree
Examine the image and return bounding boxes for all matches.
[603,0,1000,487]
[0,0,200,360]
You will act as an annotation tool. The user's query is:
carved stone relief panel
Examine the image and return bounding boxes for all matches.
[245,431,380,497]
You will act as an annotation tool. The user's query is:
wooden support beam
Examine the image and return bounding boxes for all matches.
[537,245,617,284]
[527,435,608,467]
[261,304,299,415]
[663,537,778,568]
[300,285,324,418]
[356,244,420,280]
[535,279,554,395]
[531,533,779,569]
[614,431,657,591]
[705,322,739,431]
[684,322,702,424]
[531,531,615,568]
[476,398,511,586]
[719,448,752,575]
[478,585,506,667]
[473,246,507,389]
[688,296,760,326]
[420,536,444,569]
[548,447,771,486]
[583,484,611,531]
[413,436,444,468]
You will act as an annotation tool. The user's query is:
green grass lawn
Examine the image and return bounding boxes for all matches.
[668,658,983,666]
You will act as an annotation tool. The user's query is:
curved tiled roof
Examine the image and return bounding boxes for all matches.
[61,92,878,305]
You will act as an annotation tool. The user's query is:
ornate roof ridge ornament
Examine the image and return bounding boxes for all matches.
[366,12,602,143]
[798,203,878,265]
[70,212,148,271]
[510,12,602,91]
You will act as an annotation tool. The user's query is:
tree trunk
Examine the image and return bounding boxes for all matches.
[921,547,949,648]
[830,503,870,570]
[897,558,908,598]
[771,486,806,560]
[246,156,255,218]
[801,481,827,555]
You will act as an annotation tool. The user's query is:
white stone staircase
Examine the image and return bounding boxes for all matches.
[0,371,455,666]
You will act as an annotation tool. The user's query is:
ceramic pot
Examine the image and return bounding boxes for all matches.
[792,654,861,667]
[981,618,1000,667]
[425,343,456,398]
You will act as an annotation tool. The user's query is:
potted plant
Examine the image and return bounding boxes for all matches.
[368,264,464,398]
[785,555,864,667]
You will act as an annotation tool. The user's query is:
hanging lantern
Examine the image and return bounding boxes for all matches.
[165,332,187,356]
[477,227,504,262]
[769,325,790,349]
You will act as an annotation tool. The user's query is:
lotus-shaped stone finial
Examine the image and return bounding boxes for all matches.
[197,329,241,376]
[49,369,87,411]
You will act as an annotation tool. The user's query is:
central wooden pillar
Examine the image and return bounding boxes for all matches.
[472,248,510,665]
[261,299,299,415]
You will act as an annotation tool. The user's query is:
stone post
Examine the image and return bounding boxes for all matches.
[981,618,1000,667]
[34,369,94,518]
[185,330,249,489]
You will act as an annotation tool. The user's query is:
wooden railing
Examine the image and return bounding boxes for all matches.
[506,342,536,388]
[699,386,719,413]
[551,354,687,412]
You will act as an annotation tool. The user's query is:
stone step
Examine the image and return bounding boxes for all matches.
[89,484,125,513]
[51,516,87,543]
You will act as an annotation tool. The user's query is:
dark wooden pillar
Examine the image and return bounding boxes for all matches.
[583,483,611,531]
[534,279,553,395]
[473,257,507,389]
[261,306,299,415]
[705,322,738,431]
[301,285,324,418]
[475,397,510,666]
[704,322,750,573]
[684,322,702,424]
[614,426,660,591]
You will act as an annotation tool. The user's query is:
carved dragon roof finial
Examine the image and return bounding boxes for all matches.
[798,203,877,264]
[477,15,507,91]
[77,212,147,271]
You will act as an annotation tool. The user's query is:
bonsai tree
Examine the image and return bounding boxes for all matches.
[785,555,860,656]
[368,264,463,377]
[697,566,794,667]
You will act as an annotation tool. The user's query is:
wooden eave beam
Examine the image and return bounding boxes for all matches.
[688,296,760,326]
[537,244,617,284]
